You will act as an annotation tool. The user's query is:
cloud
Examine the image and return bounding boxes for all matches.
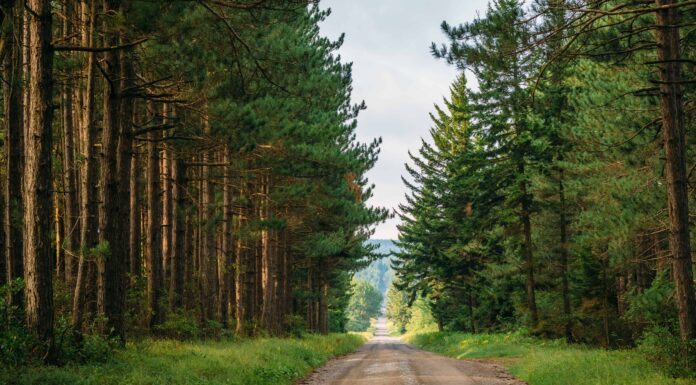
[320,0,489,239]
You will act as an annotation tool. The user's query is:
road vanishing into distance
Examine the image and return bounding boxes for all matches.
[300,318,526,385]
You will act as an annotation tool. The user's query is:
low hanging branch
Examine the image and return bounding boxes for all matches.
[53,37,148,52]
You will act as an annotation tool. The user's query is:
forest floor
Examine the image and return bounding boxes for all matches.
[300,318,524,385]
[2,333,364,385]
[406,331,695,385]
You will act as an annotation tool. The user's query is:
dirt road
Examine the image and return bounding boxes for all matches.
[300,318,525,385]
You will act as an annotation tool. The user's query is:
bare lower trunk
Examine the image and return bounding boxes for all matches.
[24,0,54,360]
[235,180,254,335]
[170,157,187,311]
[72,0,98,334]
[218,148,232,325]
[2,3,23,307]
[201,127,216,321]
[519,169,538,326]
[129,153,141,279]
[162,132,172,288]
[318,268,329,334]
[654,0,696,342]
[146,116,164,329]
[97,0,126,342]
[558,168,573,342]
[60,0,79,287]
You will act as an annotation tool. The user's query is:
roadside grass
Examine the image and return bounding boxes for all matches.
[406,332,694,385]
[3,333,365,385]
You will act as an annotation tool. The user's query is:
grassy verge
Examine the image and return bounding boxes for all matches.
[405,332,693,385]
[4,333,365,385]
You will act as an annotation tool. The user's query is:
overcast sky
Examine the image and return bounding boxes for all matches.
[319,1,489,240]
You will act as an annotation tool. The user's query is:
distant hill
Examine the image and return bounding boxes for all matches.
[354,239,398,297]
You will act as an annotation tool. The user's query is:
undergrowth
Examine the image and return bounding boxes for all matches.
[3,333,365,385]
[406,331,694,385]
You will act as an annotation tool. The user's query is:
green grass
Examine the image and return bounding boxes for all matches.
[3,333,365,385]
[406,332,694,385]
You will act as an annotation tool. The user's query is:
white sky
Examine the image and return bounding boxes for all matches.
[319,0,489,240]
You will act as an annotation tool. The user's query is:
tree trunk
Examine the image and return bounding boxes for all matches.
[162,151,172,287]
[60,0,79,287]
[115,33,135,339]
[601,255,610,348]
[162,105,172,287]
[97,0,126,342]
[72,0,98,334]
[519,167,538,326]
[260,172,272,332]
[558,168,573,342]
[2,2,23,307]
[236,179,255,335]
[218,148,232,325]
[146,111,164,329]
[318,268,329,334]
[234,222,247,334]
[196,163,206,323]
[24,0,54,360]
[201,127,216,321]
[654,0,696,342]
[170,157,187,311]
[129,151,141,279]
[183,202,194,309]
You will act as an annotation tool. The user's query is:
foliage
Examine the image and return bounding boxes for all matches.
[386,284,411,334]
[0,279,33,367]
[154,312,204,340]
[393,4,696,378]
[345,278,382,332]
[637,327,696,379]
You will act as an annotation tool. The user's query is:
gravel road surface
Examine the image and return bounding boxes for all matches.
[300,318,526,385]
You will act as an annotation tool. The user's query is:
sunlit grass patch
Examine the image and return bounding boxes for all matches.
[6,333,366,385]
[406,331,693,385]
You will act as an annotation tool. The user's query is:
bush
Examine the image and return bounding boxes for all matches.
[284,314,308,337]
[638,327,696,378]
[155,312,201,340]
[0,279,34,367]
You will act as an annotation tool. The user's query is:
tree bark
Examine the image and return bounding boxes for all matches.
[261,172,279,333]
[60,0,79,287]
[235,179,256,335]
[654,0,696,342]
[218,147,232,325]
[146,108,164,329]
[24,0,54,360]
[170,156,187,311]
[519,167,538,326]
[129,151,141,279]
[318,267,329,334]
[2,1,23,307]
[161,115,172,287]
[72,0,99,334]
[558,168,573,342]
[200,124,216,321]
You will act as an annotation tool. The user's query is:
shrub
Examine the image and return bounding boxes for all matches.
[0,279,34,367]
[155,312,201,340]
[284,314,308,338]
[638,326,696,378]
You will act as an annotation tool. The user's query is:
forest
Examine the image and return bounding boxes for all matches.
[3,0,696,383]
[0,0,389,366]
[393,0,696,377]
